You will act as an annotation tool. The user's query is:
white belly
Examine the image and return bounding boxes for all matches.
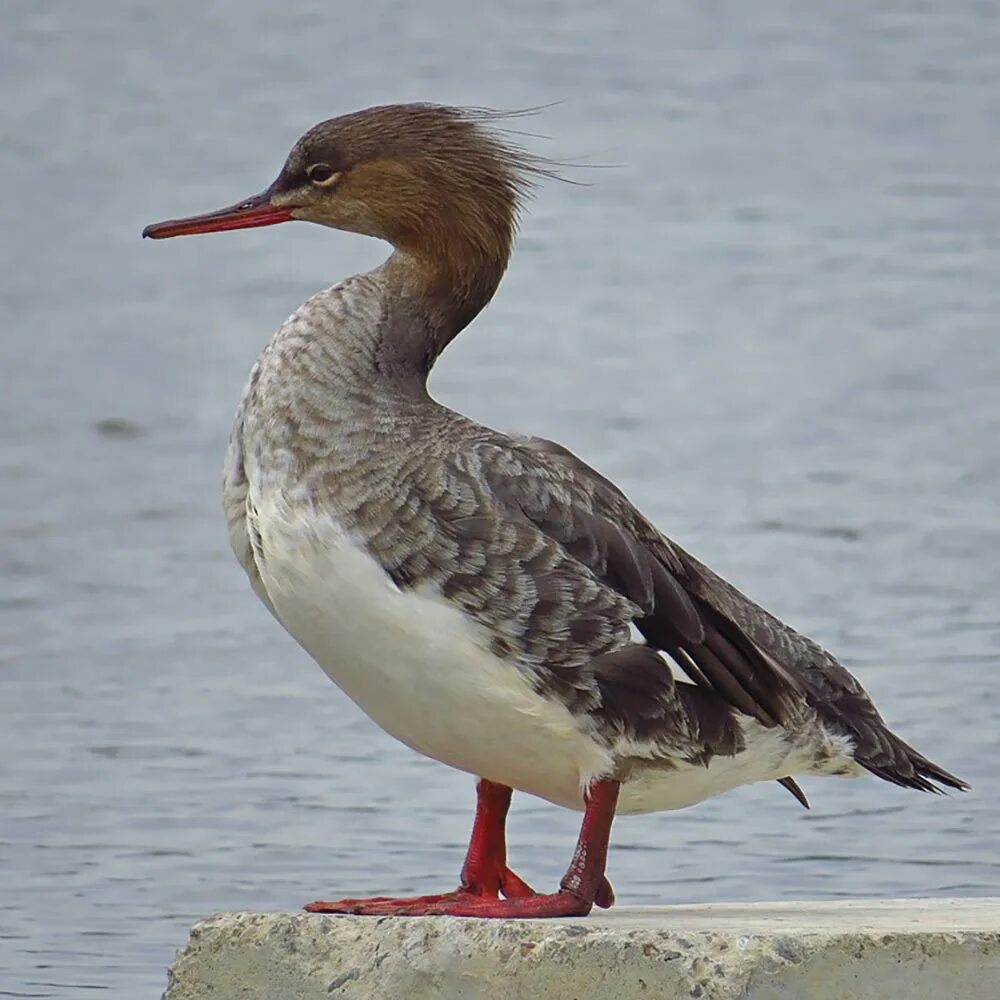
[248,496,614,810]
[241,495,845,815]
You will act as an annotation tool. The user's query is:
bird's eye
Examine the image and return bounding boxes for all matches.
[307,163,338,187]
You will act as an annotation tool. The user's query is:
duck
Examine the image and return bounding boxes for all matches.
[143,103,967,918]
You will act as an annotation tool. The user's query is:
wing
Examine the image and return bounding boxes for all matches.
[479,433,965,791]
[480,434,805,730]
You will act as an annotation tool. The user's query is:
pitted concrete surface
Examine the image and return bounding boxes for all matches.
[162,898,1000,1000]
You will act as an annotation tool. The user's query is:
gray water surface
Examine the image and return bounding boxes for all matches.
[2,2,999,997]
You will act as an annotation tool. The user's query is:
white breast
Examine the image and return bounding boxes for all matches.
[245,492,615,811]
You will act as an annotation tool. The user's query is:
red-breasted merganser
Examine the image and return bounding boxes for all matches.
[143,103,967,918]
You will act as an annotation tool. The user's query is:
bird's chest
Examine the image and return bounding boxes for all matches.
[235,491,609,805]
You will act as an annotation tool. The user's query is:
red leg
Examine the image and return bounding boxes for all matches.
[304,778,536,913]
[305,779,620,918]
[457,778,534,897]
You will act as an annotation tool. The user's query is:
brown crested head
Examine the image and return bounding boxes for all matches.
[271,104,542,261]
[146,104,545,264]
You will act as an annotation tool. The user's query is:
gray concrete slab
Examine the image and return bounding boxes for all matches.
[163,898,1000,999]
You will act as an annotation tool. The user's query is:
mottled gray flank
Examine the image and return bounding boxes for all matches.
[3,1,1000,997]
[162,901,1000,1000]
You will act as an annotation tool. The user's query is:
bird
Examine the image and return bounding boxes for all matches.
[143,103,967,918]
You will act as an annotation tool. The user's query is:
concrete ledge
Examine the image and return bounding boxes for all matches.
[163,898,1000,1000]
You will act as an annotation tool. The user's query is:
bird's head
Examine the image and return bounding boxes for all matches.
[144,103,543,269]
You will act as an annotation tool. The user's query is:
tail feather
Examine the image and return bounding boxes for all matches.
[855,730,969,794]
[660,541,969,796]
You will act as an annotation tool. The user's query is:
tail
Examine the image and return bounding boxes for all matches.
[811,689,969,794]
[662,542,969,795]
[854,729,969,794]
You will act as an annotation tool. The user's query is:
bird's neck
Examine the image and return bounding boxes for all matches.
[269,239,509,411]
[371,240,509,383]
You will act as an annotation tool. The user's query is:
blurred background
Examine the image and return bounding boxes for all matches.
[2,1,999,996]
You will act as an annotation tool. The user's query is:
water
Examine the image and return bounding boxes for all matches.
[2,1,999,996]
